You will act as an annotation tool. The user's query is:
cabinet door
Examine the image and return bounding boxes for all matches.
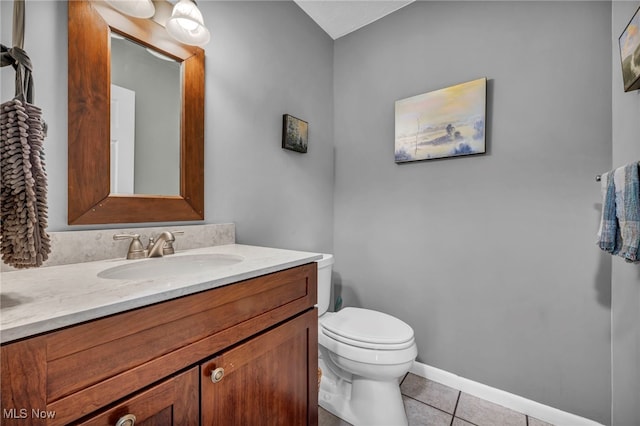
[74,367,199,426]
[201,309,318,426]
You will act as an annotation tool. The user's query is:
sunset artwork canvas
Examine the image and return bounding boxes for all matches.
[394,78,487,163]
[619,6,640,92]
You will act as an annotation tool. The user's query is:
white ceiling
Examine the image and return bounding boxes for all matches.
[293,0,415,40]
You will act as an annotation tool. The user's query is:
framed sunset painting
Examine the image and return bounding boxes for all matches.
[619,6,640,92]
[394,78,487,163]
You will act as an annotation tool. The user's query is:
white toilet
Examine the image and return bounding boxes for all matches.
[316,254,418,426]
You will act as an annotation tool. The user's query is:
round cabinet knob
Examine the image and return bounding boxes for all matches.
[115,414,136,426]
[211,367,225,383]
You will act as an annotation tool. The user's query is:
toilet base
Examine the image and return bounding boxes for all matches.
[318,357,408,426]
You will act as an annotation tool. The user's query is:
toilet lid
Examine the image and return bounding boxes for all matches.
[320,307,414,349]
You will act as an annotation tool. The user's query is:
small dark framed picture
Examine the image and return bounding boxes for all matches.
[282,114,308,153]
[619,6,640,92]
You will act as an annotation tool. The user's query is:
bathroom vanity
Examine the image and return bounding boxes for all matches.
[0,245,320,425]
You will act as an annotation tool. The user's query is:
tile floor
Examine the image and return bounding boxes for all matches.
[319,373,555,426]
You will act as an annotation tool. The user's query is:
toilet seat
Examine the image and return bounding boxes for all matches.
[322,328,415,350]
[320,307,415,350]
[319,329,417,366]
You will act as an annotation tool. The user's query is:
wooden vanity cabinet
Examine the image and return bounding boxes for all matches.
[201,310,317,426]
[1,263,318,426]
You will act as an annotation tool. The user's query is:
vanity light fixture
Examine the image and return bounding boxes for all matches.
[166,0,211,47]
[105,0,210,47]
[105,0,155,19]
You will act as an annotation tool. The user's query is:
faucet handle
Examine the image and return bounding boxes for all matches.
[162,231,184,255]
[146,237,155,252]
[113,233,146,260]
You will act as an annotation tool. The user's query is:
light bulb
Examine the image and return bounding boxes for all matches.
[166,0,210,46]
[106,0,155,19]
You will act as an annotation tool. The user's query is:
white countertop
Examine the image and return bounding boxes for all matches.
[0,244,322,344]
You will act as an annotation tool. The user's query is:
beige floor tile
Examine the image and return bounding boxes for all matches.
[455,393,526,426]
[400,373,460,414]
[403,396,453,426]
[528,416,555,426]
[452,418,476,426]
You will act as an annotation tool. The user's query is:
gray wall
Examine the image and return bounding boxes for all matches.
[0,0,335,253]
[611,2,640,425]
[333,2,612,423]
[199,1,335,253]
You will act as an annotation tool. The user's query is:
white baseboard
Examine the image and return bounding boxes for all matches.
[410,361,604,426]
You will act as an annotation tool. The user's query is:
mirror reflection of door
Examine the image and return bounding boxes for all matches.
[110,84,136,194]
[110,33,181,196]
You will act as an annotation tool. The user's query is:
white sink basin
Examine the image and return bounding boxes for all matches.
[98,253,244,280]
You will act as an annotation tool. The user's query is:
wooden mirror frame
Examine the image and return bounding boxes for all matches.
[68,0,204,225]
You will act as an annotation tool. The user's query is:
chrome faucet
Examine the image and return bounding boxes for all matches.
[147,231,176,258]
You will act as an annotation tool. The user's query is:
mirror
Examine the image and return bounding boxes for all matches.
[110,34,181,195]
[68,0,204,225]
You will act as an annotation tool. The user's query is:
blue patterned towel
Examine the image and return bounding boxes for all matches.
[618,162,640,262]
[598,171,620,254]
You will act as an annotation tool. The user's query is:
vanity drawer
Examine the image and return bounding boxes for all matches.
[1,263,317,425]
[73,367,199,426]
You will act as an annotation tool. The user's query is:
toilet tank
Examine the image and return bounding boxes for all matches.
[315,254,334,316]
